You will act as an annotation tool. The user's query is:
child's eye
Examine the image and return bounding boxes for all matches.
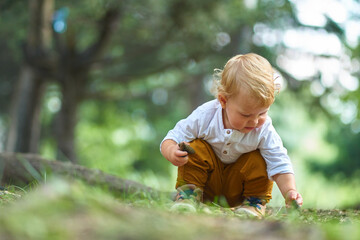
[241,114,251,118]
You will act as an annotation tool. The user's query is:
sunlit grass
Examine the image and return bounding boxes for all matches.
[0,178,359,240]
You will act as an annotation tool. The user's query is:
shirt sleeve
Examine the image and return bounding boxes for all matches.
[160,107,202,149]
[258,120,294,180]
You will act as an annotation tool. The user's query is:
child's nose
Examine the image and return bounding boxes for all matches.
[249,117,258,126]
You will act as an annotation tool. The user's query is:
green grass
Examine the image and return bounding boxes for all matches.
[0,178,359,240]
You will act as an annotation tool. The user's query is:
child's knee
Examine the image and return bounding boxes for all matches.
[189,139,211,152]
[240,150,268,178]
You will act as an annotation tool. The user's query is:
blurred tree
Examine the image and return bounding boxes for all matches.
[6,0,54,155]
[4,0,121,163]
[3,0,224,163]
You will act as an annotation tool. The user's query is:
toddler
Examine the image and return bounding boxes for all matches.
[160,53,303,218]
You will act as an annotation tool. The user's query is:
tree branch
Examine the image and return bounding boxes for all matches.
[78,9,121,68]
[0,152,162,198]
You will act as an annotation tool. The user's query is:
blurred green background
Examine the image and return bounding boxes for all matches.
[1,0,360,209]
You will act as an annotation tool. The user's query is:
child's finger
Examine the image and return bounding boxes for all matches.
[286,191,303,209]
[296,193,303,206]
[175,156,188,166]
[285,191,297,206]
[290,192,297,200]
[175,149,188,158]
[286,192,296,201]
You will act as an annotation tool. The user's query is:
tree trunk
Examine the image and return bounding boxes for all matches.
[54,73,85,163]
[52,8,120,163]
[0,152,161,198]
[5,0,54,153]
[6,67,46,153]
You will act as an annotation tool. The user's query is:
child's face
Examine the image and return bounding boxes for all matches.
[219,90,270,133]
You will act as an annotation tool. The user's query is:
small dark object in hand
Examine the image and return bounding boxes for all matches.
[178,142,195,155]
[291,200,301,209]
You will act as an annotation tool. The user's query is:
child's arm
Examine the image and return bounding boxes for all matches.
[272,173,303,207]
[161,139,189,167]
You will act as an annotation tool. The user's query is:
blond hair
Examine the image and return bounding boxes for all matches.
[211,53,279,106]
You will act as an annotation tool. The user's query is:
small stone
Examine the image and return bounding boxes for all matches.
[178,142,196,155]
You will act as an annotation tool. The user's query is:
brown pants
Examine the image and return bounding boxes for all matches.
[176,139,273,207]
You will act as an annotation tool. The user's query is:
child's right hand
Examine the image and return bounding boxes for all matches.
[161,140,189,167]
[169,143,190,166]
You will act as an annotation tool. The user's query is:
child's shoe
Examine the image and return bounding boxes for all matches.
[170,184,203,213]
[233,197,267,219]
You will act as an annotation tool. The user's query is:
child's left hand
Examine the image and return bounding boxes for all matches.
[285,190,303,208]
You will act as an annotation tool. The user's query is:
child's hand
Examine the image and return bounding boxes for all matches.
[171,144,189,166]
[163,141,190,167]
[285,189,303,208]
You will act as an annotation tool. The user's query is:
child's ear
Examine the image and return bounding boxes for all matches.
[218,94,227,109]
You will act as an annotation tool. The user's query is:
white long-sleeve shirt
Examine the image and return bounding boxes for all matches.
[161,99,294,180]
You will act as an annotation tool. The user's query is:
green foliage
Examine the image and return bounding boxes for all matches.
[308,120,360,179]
[75,100,171,178]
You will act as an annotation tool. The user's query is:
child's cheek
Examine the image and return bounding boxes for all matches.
[257,117,266,127]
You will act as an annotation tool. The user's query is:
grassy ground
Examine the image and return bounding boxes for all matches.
[0,178,359,240]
